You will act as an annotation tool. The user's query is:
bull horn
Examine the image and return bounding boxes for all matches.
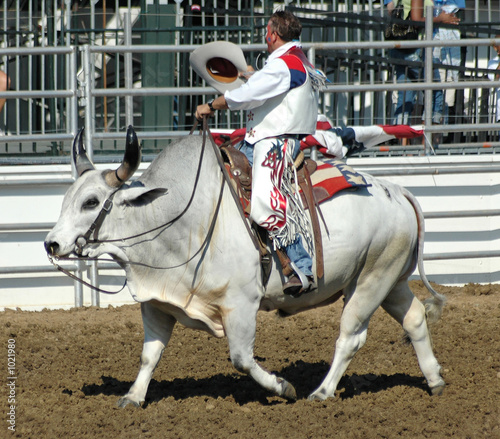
[105,125,142,188]
[72,127,95,177]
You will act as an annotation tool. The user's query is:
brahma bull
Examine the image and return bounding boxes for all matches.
[44,126,446,406]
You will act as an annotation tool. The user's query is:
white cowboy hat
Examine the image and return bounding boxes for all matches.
[190,41,248,94]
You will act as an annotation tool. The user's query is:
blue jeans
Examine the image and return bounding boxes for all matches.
[390,48,421,125]
[238,139,313,277]
[390,48,443,125]
[429,53,444,124]
[286,235,313,276]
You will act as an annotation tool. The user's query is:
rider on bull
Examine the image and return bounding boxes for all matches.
[195,10,325,297]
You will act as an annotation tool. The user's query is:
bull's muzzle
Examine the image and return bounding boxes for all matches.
[44,240,60,256]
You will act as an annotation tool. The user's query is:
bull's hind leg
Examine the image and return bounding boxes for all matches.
[308,286,375,401]
[381,281,445,395]
[118,302,176,407]
[223,297,297,400]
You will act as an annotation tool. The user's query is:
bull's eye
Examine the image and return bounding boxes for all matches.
[83,197,100,210]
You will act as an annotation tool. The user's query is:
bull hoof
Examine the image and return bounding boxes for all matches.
[282,382,297,400]
[308,393,326,401]
[277,377,297,400]
[307,390,328,401]
[307,391,328,401]
[430,382,446,396]
[117,396,141,408]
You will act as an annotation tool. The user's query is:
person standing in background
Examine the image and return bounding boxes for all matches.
[487,39,500,139]
[385,0,459,128]
[432,0,465,129]
[0,69,10,135]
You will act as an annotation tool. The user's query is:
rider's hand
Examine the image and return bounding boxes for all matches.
[195,103,213,120]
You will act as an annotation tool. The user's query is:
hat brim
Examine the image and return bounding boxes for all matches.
[190,41,248,94]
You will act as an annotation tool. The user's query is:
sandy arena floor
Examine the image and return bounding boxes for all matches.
[1,281,499,438]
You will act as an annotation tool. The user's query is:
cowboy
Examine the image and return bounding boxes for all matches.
[195,10,324,296]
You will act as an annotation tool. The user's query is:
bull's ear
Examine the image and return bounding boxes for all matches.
[114,185,168,207]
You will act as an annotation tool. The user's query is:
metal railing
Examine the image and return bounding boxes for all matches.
[2,34,500,161]
[0,2,500,159]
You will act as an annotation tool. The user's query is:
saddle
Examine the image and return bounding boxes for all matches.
[220,145,325,281]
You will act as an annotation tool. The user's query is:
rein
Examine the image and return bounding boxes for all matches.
[200,117,261,252]
[50,116,258,294]
[48,254,127,295]
[80,116,259,250]
[49,176,226,294]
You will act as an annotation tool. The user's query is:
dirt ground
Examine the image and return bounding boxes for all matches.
[1,281,499,438]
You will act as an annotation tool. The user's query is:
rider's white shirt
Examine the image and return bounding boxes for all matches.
[224,42,302,111]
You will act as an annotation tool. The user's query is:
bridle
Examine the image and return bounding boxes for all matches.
[74,197,115,256]
[49,116,259,294]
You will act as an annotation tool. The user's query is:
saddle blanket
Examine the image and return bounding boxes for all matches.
[306,159,370,205]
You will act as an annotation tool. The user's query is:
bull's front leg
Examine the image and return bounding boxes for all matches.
[223,297,297,400]
[118,301,176,408]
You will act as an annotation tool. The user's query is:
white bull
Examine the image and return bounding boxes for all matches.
[45,127,446,406]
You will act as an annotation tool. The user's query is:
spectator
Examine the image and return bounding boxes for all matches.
[0,69,10,135]
[487,39,500,135]
[432,0,465,126]
[385,0,459,128]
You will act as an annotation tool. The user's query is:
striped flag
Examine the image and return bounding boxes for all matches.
[300,115,424,158]
[211,114,424,159]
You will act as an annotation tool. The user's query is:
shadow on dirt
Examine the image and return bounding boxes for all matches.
[79,359,428,406]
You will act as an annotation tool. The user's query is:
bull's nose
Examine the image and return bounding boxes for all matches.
[44,240,59,256]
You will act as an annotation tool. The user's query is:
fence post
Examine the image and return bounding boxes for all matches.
[424,5,434,156]
[81,45,94,162]
[90,263,100,307]
[74,269,84,307]
[68,47,78,137]
[124,12,133,128]
[79,45,98,307]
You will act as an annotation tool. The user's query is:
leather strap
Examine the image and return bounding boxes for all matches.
[203,118,262,254]
[300,160,324,279]
[76,195,116,255]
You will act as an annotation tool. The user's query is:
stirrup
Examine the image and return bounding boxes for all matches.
[289,262,312,291]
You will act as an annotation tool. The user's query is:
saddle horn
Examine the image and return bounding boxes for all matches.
[105,125,142,188]
[72,127,95,177]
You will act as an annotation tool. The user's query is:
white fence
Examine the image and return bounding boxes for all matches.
[1,4,500,310]
[0,153,499,310]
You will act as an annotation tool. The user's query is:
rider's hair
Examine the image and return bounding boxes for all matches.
[269,10,302,42]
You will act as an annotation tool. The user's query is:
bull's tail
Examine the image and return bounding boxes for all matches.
[403,188,447,324]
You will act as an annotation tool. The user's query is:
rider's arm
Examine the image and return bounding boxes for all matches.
[195,58,290,119]
[195,96,229,120]
[224,59,290,111]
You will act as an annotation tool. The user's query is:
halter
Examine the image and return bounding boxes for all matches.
[75,196,116,256]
